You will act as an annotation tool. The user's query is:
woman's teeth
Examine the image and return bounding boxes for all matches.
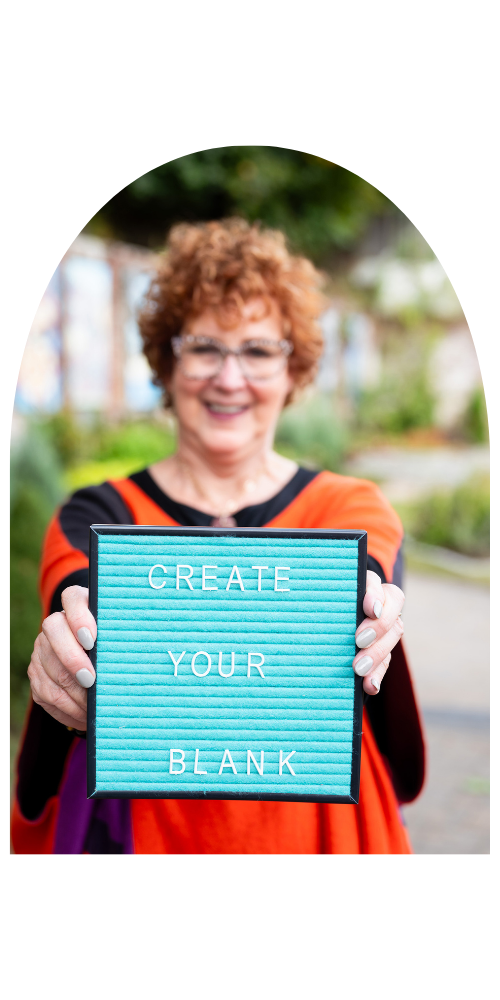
[206,404,247,414]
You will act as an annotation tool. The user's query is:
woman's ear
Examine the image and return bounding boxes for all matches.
[281,385,296,409]
[285,371,295,400]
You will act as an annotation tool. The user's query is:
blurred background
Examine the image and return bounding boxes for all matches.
[11,146,489,852]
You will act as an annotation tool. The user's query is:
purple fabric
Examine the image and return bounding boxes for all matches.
[54,739,134,854]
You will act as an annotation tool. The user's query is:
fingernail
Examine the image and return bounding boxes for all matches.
[75,668,95,689]
[371,676,381,692]
[373,600,383,619]
[354,655,373,676]
[356,627,377,649]
[77,627,94,651]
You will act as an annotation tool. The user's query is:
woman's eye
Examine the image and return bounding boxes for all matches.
[190,345,218,356]
[245,347,274,358]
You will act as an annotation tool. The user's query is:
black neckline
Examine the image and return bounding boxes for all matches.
[128,466,319,527]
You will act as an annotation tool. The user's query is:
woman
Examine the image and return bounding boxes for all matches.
[12,219,425,854]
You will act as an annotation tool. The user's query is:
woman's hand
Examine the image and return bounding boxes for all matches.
[352,570,405,695]
[27,586,96,731]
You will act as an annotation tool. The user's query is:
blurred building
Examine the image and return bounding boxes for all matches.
[16,235,162,418]
[428,325,483,431]
[316,307,381,399]
[350,247,484,430]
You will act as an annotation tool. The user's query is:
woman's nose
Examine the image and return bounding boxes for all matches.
[211,354,247,389]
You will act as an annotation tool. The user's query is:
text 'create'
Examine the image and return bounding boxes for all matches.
[148,564,291,592]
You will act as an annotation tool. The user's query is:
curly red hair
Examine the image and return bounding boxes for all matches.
[139,218,325,406]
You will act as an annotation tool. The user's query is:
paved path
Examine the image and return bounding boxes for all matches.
[400,570,489,853]
[345,444,489,502]
[402,571,489,712]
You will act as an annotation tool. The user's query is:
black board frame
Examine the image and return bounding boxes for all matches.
[87,525,367,803]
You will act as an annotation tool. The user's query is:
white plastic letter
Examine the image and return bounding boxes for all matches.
[226,565,245,591]
[279,750,296,776]
[194,749,207,775]
[218,651,235,678]
[252,566,268,591]
[168,650,186,677]
[191,651,212,677]
[218,749,237,774]
[176,565,194,590]
[170,749,185,774]
[247,750,264,776]
[202,565,218,590]
[247,652,265,678]
[275,567,290,592]
[149,564,167,589]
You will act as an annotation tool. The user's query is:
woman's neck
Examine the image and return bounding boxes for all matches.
[149,439,297,516]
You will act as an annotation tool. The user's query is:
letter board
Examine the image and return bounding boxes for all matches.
[87,526,367,803]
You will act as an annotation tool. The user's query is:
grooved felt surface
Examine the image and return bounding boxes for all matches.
[94,534,360,797]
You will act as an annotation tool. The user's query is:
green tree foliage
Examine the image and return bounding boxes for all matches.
[86,146,399,261]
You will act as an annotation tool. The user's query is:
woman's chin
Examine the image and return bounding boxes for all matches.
[196,425,256,457]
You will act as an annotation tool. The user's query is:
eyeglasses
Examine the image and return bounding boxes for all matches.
[171,334,293,381]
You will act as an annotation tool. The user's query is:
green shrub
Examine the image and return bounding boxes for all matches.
[407,474,490,557]
[356,366,435,435]
[461,387,489,444]
[91,419,175,463]
[40,412,176,467]
[64,421,176,492]
[38,412,90,466]
[11,425,64,511]
[11,489,48,728]
[11,431,65,729]
[275,393,347,471]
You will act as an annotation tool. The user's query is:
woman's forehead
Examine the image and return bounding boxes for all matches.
[185,298,284,339]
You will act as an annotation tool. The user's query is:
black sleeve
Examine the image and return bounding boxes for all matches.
[50,567,89,614]
[17,569,92,821]
[16,703,77,820]
[367,542,404,588]
[364,546,406,791]
[391,542,404,589]
[367,554,386,583]
[16,482,134,821]
[59,482,134,557]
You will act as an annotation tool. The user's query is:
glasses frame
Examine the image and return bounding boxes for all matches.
[171,333,293,382]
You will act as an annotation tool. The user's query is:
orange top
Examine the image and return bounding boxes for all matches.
[13,468,424,854]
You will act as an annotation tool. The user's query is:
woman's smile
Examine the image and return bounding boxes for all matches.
[203,400,252,419]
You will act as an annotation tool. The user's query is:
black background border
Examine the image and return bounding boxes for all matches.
[87,525,367,803]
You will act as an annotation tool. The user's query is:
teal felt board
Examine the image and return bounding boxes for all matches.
[87,527,367,803]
